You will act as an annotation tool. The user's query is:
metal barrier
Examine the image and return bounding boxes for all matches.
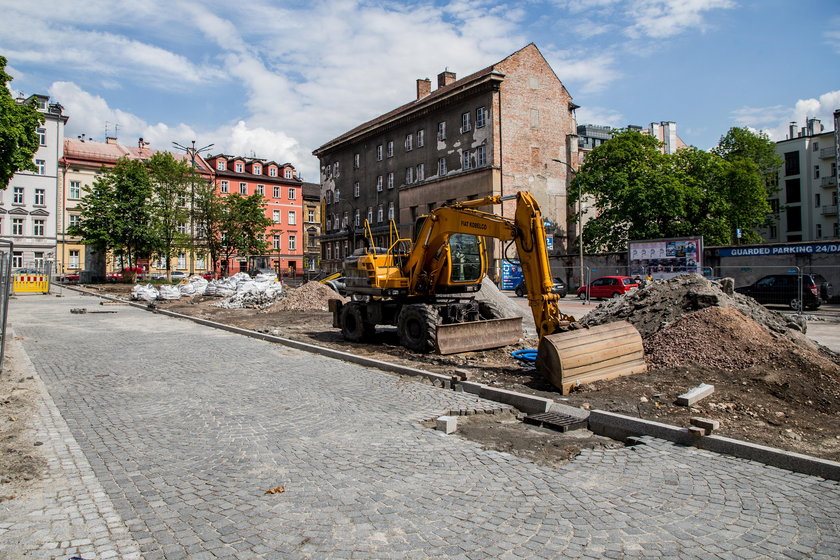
[12,262,51,294]
[0,241,12,373]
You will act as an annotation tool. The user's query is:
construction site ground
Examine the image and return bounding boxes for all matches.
[68,278,840,463]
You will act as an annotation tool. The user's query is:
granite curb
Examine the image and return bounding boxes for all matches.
[61,284,840,481]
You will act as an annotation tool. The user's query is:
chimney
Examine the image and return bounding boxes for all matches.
[106,136,117,145]
[416,78,431,99]
[437,70,456,89]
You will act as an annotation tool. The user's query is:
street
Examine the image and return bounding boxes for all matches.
[2,292,839,559]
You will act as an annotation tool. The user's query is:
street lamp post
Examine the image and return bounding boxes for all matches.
[172,140,214,275]
[552,159,583,290]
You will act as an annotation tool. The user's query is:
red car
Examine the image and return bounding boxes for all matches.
[577,276,639,300]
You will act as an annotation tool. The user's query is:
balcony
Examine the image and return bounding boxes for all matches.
[820,146,837,159]
[821,176,838,188]
[821,204,838,216]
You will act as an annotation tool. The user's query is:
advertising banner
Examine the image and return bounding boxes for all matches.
[628,237,703,280]
[501,260,524,290]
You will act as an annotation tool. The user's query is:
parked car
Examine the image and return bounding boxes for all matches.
[201,271,217,281]
[58,272,80,283]
[169,271,188,281]
[250,268,278,279]
[514,277,567,298]
[105,271,123,282]
[577,276,640,300]
[735,273,832,310]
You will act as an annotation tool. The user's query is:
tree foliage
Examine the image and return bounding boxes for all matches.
[571,127,779,251]
[148,152,191,278]
[0,56,45,187]
[215,193,274,275]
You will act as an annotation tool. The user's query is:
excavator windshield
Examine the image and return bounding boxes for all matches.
[448,233,482,283]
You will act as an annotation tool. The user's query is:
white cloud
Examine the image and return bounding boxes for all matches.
[731,90,840,142]
[575,106,624,128]
[625,0,735,39]
[825,17,840,55]
[543,49,621,94]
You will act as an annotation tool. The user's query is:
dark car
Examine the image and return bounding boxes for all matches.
[577,276,640,300]
[514,277,567,298]
[735,273,832,310]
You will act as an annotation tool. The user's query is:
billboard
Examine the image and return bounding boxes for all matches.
[628,236,703,280]
[501,260,524,290]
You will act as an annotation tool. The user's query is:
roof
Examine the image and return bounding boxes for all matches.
[302,182,320,200]
[63,138,212,173]
[313,43,563,155]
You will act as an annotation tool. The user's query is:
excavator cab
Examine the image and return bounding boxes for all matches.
[438,233,484,285]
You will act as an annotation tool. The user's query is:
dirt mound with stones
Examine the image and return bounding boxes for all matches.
[263,281,347,312]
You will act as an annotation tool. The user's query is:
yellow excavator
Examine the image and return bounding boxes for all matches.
[329,191,645,393]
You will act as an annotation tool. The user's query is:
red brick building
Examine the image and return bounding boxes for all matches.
[204,155,304,277]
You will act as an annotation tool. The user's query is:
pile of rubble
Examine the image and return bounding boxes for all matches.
[264,281,346,312]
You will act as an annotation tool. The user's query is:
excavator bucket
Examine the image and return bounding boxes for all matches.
[435,317,523,355]
[535,321,647,394]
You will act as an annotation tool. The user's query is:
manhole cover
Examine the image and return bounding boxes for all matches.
[524,412,587,432]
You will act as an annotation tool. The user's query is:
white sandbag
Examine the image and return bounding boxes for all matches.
[131,283,159,302]
[158,285,182,300]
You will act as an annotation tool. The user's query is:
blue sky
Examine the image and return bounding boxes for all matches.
[2,0,838,181]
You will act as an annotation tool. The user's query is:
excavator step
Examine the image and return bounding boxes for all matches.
[435,317,523,355]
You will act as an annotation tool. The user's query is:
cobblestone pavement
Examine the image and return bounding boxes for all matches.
[3,292,840,559]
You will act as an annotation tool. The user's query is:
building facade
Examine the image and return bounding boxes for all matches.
[760,117,839,243]
[313,43,579,274]
[204,155,304,277]
[576,121,688,165]
[2,94,67,271]
[302,182,322,274]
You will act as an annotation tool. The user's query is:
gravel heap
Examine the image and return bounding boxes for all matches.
[264,281,347,312]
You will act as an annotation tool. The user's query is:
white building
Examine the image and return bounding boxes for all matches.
[2,94,67,270]
[761,117,839,242]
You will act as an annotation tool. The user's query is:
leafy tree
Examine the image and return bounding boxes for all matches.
[148,152,191,280]
[192,176,224,277]
[0,56,45,187]
[712,127,782,192]
[215,193,274,276]
[71,157,156,269]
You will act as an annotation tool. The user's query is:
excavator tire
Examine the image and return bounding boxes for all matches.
[397,304,438,353]
[340,302,376,342]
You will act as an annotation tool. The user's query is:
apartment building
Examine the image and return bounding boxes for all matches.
[761,117,839,243]
[576,121,688,164]
[2,94,67,271]
[313,43,579,274]
[302,182,322,274]
[204,155,304,276]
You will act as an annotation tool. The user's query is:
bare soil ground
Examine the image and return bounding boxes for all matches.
[67,279,840,462]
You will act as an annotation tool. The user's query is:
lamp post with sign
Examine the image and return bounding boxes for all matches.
[172,141,214,275]
[552,158,583,288]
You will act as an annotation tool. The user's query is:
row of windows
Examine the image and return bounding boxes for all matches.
[215,160,294,179]
[1,216,48,236]
[325,203,395,231]
[219,181,298,200]
[6,186,48,205]
[271,210,298,225]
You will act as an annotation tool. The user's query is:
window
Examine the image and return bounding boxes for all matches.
[273,234,281,250]
[354,153,360,168]
[288,211,296,225]
[285,169,292,179]
[335,189,340,203]
[178,252,186,269]
[463,150,474,170]
[273,186,280,198]
[437,121,446,141]
[255,184,263,196]
[417,130,424,147]
[406,167,415,184]
[37,128,46,145]
[333,162,340,176]
[416,163,424,181]
[387,141,394,158]
[308,209,315,222]
[269,166,277,177]
[388,202,394,220]
[438,157,447,176]
[377,206,383,223]
[376,145,383,161]
[354,182,360,198]
[786,206,802,232]
[217,160,226,171]
[461,112,471,133]
[816,193,821,208]
[814,165,820,179]
[35,160,46,175]
[530,109,539,129]
[69,181,81,199]
[12,252,22,268]
[253,164,261,175]
[177,222,187,234]
[288,188,296,200]
[239,182,247,195]
[366,207,373,223]
[326,245,332,260]
[33,219,45,236]
[816,223,823,239]
[784,151,799,176]
[235,162,244,173]
[69,250,80,269]
[376,176,383,192]
[476,106,487,128]
[387,173,394,189]
[769,199,780,214]
[405,134,413,152]
[34,188,45,205]
[326,190,333,204]
[69,214,79,229]
[785,179,801,203]
[476,145,487,167]
[354,210,360,227]
[13,186,24,204]
[273,210,281,223]
[219,180,228,193]
[326,216,332,230]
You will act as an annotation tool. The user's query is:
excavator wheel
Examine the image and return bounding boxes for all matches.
[340,302,376,342]
[397,304,438,353]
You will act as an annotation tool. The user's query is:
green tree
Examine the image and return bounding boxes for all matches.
[148,152,191,280]
[216,193,274,276]
[0,56,45,187]
[712,127,782,191]
[192,176,224,278]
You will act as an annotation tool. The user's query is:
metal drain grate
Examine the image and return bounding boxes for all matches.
[524,412,587,432]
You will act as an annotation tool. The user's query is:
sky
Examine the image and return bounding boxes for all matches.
[2,0,838,181]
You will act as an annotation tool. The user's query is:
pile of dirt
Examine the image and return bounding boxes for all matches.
[263,281,347,312]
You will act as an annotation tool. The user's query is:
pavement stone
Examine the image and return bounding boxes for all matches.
[1,291,839,559]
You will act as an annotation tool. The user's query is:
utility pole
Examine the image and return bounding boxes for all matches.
[552,158,582,288]
[172,141,214,275]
